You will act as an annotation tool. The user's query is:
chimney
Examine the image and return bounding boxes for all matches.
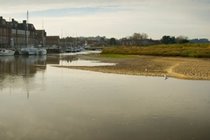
[23,20,26,24]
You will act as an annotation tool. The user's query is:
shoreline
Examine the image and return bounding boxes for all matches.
[54,54,210,80]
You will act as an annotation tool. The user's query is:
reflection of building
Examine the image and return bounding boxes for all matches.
[0,56,46,76]
[0,56,47,99]
[46,54,78,64]
[0,16,47,48]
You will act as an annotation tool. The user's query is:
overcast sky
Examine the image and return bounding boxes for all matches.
[0,0,210,39]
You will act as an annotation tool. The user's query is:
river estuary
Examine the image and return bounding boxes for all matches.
[0,52,210,140]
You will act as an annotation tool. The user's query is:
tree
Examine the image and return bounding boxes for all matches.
[161,36,176,44]
[110,38,117,45]
[141,33,148,40]
[131,33,148,40]
[176,36,189,44]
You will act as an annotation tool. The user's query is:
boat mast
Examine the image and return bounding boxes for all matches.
[26,10,29,47]
[42,19,44,47]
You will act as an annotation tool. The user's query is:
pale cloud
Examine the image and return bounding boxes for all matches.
[0,0,209,39]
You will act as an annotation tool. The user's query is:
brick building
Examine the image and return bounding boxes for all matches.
[46,36,60,47]
[0,16,10,47]
[35,30,47,47]
[0,16,46,48]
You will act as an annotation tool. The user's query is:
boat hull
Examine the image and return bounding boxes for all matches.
[38,48,47,55]
[0,49,15,56]
[20,48,47,55]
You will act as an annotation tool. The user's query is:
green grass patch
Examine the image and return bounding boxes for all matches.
[102,44,210,58]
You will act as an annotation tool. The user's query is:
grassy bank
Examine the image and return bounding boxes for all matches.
[102,44,210,58]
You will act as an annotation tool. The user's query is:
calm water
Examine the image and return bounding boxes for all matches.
[0,54,210,140]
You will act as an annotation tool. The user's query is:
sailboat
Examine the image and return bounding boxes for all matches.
[20,11,47,55]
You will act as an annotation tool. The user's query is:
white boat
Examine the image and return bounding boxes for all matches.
[20,47,38,55]
[0,49,15,56]
[20,47,47,55]
[38,48,47,55]
[65,47,74,53]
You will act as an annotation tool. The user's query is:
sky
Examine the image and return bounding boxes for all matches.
[0,0,210,39]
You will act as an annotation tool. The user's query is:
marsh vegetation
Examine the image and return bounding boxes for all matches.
[102,44,210,58]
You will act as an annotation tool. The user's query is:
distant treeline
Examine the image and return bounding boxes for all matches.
[109,33,210,46]
[160,35,210,44]
[59,33,209,47]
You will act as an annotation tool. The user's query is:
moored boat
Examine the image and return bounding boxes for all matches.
[0,49,15,56]
[38,48,47,55]
[20,47,38,55]
[20,47,47,55]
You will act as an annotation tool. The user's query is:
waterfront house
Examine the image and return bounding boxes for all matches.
[0,16,48,49]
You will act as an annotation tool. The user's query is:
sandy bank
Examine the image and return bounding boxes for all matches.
[55,54,210,80]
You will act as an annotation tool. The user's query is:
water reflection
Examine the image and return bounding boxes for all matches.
[47,54,78,65]
[0,55,46,76]
[0,53,112,98]
[0,52,113,81]
[0,56,47,99]
[0,53,210,140]
[47,53,115,66]
[0,54,82,78]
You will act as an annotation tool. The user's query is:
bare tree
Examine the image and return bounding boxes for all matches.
[130,33,148,40]
[176,36,189,44]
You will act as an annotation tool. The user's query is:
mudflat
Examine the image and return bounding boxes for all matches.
[56,54,210,80]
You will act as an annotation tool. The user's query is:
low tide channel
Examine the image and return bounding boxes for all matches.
[0,53,210,140]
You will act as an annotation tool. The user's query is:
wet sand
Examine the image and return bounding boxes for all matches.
[55,54,210,80]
